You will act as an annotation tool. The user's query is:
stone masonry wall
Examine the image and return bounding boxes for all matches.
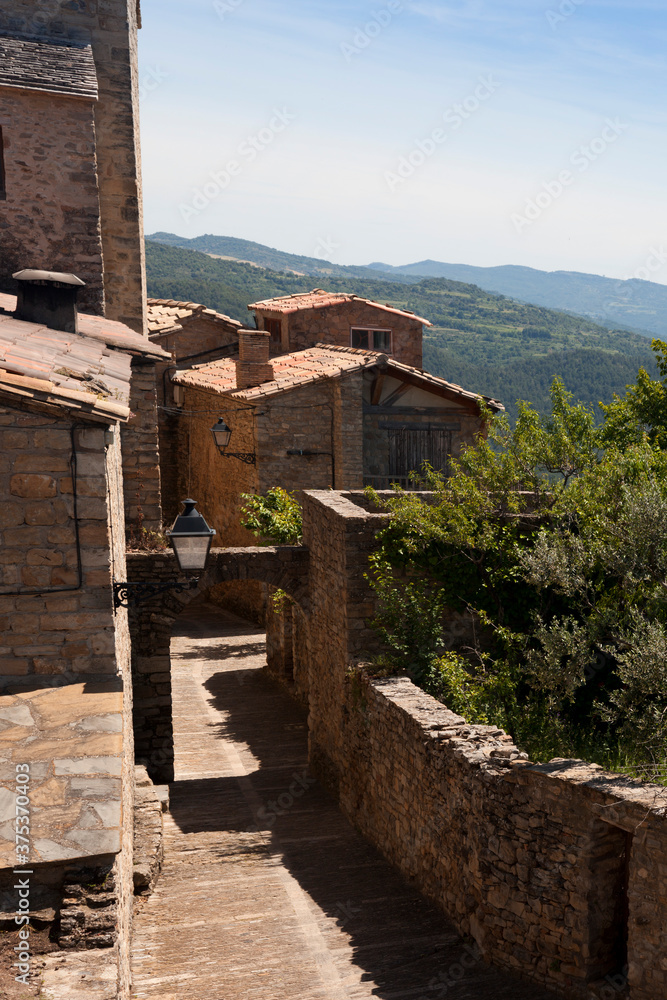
[0,0,147,333]
[258,300,424,368]
[175,386,259,545]
[0,408,123,681]
[0,88,104,313]
[301,489,667,1000]
[122,361,162,533]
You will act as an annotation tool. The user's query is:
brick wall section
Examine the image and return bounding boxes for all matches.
[256,301,424,368]
[333,371,364,488]
[0,1,146,333]
[300,490,667,1000]
[0,88,105,313]
[126,547,309,783]
[122,361,162,532]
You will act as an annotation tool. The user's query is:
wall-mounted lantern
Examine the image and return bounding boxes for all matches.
[210,418,256,465]
[113,499,216,610]
[166,498,216,573]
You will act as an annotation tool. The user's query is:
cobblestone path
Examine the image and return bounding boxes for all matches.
[131,603,552,1000]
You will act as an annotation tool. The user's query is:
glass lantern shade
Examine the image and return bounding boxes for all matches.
[211,418,232,450]
[166,499,216,573]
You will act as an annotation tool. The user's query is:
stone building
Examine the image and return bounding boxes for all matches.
[0,283,159,996]
[148,298,244,525]
[0,0,146,333]
[249,288,431,368]
[169,330,502,546]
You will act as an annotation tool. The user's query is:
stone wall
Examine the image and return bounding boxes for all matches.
[0,409,124,680]
[257,300,424,368]
[123,361,162,533]
[0,88,104,313]
[0,403,135,997]
[300,490,667,1000]
[0,0,147,333]
[171,386,259,543]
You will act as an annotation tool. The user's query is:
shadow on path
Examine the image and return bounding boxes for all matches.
[161,604,552,1000]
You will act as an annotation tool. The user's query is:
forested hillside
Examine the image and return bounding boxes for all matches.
[146,240,657,420]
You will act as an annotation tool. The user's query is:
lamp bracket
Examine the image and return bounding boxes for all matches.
[218,452,256,465]
[113,578,198,611]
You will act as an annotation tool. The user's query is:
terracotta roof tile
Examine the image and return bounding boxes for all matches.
[147,298,243,337]
[0,34,98,99]
[0,292,168,360]
[248,288,432,326]
[172,342,504,411]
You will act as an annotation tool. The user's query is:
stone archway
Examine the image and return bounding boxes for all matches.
[126,546,309,782]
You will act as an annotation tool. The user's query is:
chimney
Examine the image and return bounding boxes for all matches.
[13,269,86,334]
[235,329,274,390]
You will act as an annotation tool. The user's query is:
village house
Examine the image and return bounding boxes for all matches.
[147,298,243,525]
[169,328,503,546]
[249,288,431,367]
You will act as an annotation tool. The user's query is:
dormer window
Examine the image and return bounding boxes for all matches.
[351,328,392,352]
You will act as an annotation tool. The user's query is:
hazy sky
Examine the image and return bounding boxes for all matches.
[138,0,667,282]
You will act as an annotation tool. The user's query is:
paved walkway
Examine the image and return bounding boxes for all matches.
[131,603,551,1000]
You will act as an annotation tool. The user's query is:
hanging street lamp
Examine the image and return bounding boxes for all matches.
[166,498,216,573]
[113,499,216,610]
[210,418,256,465]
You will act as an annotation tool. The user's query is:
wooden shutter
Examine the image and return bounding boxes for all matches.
[388,427,452,481]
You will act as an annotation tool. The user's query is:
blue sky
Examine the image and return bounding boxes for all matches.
[138,0,667,281]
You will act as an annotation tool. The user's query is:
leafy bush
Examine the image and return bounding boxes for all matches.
[368,352,667,782]
[240,487,303,544]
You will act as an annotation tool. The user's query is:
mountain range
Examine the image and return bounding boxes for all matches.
[147,232,667,339]
[145,236,659,421]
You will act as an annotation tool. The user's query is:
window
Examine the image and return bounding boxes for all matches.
[0,128,6,201]
[351,328,392,352]
[263,318,282,343]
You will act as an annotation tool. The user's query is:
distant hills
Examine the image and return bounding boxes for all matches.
[146,231,416,285]
[145,238,657,421]
[148,231,667,339]
[368,260,667,339]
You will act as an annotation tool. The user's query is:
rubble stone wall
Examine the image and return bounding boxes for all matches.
[0,408,123,681]
[122,361,162,532]
[0,88,104,313]
[301,490,667,1000]
[0,0,147,333]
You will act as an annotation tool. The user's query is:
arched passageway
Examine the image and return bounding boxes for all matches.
[127,546,308,783]
[131,601,552,1000]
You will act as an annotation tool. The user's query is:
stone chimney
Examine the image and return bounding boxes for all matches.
[235,329,274,389]
[13,269,86,334]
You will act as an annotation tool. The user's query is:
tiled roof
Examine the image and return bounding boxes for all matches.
[0,293,168,360]
[172,343,504,411]
[247,289,433,326]
[147,298,243,337]
[0,35,98,99]
[0,294,168,420]
[173,345,381,400]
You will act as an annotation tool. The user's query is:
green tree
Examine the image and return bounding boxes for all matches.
[240,487,303,545]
